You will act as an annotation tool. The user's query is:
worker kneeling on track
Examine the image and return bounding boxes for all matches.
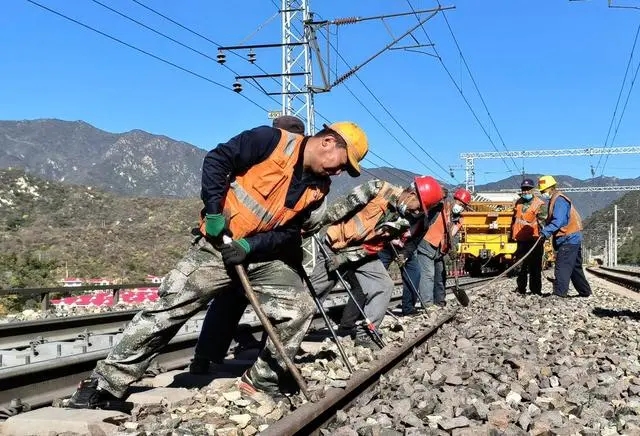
[538,175,592,298]
[305,176,443,349]
[66,120,368,409]
[511,178,547,295]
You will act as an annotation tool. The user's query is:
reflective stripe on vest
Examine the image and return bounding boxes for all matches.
[511,197,543,241]
[199,129,329,239]
[546,192,582,238]
[326,181,403,252]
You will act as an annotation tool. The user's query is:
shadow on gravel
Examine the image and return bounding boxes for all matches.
[592,307,640,320]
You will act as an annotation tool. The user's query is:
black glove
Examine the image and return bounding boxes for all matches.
[221,239,250,266]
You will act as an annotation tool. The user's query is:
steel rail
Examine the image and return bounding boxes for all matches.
[0,277,494,418]
[264,278,495,435]
[599,266,640,278]
[0,278,490,352]
[0,299,356,415]
[586,267,640,291]
[262,312,456,436]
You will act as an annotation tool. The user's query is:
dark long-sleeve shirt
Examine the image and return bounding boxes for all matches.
[201,126,329,257]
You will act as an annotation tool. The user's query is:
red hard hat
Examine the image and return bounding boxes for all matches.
[453,187,472,205]
[414,176,444,210]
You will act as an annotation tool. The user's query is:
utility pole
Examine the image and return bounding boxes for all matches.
[614,204,618,266]
[604,239,608,267]
[609,224,613,267]
[219,3,448,269]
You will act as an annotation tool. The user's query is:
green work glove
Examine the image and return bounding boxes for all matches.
[205,213,226,238]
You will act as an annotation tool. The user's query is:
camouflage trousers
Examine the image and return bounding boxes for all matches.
[93,237,315,397]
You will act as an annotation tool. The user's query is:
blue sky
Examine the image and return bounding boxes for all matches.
[1,0,639,186]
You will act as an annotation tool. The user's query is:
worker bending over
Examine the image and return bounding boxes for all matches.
[305,176,443,348]
[67,121,368,407]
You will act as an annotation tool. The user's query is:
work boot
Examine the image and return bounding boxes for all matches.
[355,328,382,350]
[189,356,212,375]
[336,326,356,339]
[67,378,132,412]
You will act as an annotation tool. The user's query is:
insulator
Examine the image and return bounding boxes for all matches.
[333,16,358,26]
[232,82,243,93]
[333,69,356,86]
[216,51,226,65]
[248,50,256,64]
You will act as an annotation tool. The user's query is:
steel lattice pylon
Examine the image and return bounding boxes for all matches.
[281,0,317,272]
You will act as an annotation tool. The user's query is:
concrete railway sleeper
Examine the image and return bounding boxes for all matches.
[0,278,494,425]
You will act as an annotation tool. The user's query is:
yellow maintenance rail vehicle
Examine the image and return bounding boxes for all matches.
[457,192,555,276]
[457,194,518,276]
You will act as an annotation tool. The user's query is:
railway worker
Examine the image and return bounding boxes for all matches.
[511,178,547,295]
[305,176,443,348]
[414,187,472,307]
[66,120,369,408]
[337,215,424,337]
[189,115,306,375]
[538,175,592,298]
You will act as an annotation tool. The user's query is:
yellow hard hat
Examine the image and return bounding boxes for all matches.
[538,175,557,192]
[325,122,369,177]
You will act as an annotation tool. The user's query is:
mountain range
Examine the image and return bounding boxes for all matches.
[2,119,638,217]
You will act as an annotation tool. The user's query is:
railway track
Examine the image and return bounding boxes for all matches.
[0,277,493,421]
[586,266,640,292]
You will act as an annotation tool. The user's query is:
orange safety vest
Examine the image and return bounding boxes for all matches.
[199,129,329,239]
[423,204,461,254]
[547,192,582,237]
[511,197,544,241]
[326,182,403,252]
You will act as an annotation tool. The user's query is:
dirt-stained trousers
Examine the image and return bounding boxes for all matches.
[92,237,315,397]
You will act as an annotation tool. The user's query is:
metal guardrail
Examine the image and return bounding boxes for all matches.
[0,283,161,311]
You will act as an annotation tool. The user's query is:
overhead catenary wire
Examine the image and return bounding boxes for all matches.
[405,0,517,177]
[437,2,520,174]
[332,46,457,182]
[598,21,640,176]
[601,54,640,176]
[129,0,307,108]
[89,0,291,110]
[26,0,271,112]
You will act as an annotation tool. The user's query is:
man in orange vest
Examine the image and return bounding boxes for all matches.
[67,121,369,408]
[415,187,471,307]
[305,176,443,348]
[188,115,306,375]
[511,178,547,295]
[538,175,592,298]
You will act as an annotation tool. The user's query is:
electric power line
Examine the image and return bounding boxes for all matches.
[130,0,307,108]
[437,2,520,174]
[601,50,640,175]
[405,0,517,176]
[598,21,640,175]
[26,0,270,112]
[324,35,458,182]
